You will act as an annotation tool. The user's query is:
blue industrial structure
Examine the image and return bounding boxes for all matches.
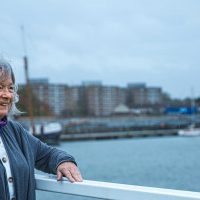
[164,107,198,114]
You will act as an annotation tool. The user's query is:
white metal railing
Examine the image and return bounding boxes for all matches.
[35,174,200,200]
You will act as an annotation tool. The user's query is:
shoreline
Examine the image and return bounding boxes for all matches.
[61,129,178,141]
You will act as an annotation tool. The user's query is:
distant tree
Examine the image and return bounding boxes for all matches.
[195,97,200,106]
[17,86,53,116]
[61,104,85,117]
[162,92,171,105]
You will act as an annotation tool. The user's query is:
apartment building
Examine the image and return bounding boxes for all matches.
[82,82,127,116]
[65,86,84,116]
[20,79,164,116]
[101,86,126,116]
[127,83,162,107]
[29,79,67,116]
[82,82,102,116]
[147,87,162,105]
[47,84,66,115]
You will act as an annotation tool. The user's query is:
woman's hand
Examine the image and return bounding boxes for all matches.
[56,161,83,182]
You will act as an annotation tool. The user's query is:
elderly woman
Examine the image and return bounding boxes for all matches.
[0,60,82,200]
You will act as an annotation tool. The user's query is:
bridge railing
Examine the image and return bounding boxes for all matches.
[35,174,200,200]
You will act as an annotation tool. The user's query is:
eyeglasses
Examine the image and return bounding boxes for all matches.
[0,84,16,94]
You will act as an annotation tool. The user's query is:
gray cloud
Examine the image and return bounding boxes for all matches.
[1,0,200,98]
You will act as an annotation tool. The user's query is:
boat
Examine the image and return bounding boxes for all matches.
[29,122,62,144]
[178,88,200,136]
[178,124,200,136]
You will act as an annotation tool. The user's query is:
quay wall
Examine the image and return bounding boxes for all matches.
[61,129,178,141]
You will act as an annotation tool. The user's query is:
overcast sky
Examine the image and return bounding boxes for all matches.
[0,0,200,99]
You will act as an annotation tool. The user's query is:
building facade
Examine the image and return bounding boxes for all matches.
[19,79,164,116]
[29,79,67,116]
[127,83,162,108]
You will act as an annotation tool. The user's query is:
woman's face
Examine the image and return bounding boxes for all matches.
[0,77,14,118]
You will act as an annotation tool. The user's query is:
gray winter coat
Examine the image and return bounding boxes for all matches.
[0,120,76,200]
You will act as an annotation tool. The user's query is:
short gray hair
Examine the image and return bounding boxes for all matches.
[0,60,21,115]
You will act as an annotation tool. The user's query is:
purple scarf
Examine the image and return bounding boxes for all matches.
[0,116,7,128]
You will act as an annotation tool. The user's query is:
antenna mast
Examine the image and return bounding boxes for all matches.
[21,26,35,134]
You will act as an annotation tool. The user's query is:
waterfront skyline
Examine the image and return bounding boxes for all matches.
[0,0,200,99]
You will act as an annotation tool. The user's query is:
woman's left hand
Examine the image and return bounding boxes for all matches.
[56,161,83,182]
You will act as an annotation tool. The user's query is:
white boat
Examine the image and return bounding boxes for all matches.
[29,122,62,144]
[178,88,200,136]
[178,124,200,136]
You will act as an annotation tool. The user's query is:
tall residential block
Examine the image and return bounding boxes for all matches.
[65,86,83,116]
[19,79,164,116]
[127,83,162,107]
[82,82,126,116]
[29,79,67,116]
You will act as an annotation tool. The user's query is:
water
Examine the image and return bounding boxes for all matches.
[36,136,200,199]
